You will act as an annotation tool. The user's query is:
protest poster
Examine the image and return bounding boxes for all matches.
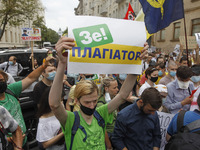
[179,36,197,49]
[21,28,41,41]
[157,111,174,150]
[195,33,200,47]
[67,16,146,74]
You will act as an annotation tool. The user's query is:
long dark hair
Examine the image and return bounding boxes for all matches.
[37,87,52,118]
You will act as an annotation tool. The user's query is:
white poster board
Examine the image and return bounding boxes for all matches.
[67,16,146,74]
[21,28,41,41]
[157,111,175,150]
[179,36,197,49]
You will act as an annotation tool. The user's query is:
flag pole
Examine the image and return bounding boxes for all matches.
[182,1,189,66]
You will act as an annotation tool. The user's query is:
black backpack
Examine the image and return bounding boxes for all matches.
[66,110,105,150]
[165,110,200,150]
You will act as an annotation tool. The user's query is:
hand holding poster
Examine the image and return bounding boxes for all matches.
[21,28,41,41]
[179,36,197,49]
[67,16,146,74]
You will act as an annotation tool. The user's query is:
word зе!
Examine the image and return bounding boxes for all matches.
[73,24,113,49]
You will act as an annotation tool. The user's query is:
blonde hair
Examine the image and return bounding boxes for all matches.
[74,80,99,100]
[99,76,116,96]
[69,85,76,99]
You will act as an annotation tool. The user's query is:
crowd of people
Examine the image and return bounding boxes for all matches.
[0,36,200,150]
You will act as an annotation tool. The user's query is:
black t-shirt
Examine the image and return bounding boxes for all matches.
[33,81,49,104]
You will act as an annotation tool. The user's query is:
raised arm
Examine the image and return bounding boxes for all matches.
[107,43,148,113]
[49,37,75,127]
[175,44,183,65]
[21,56,54,91]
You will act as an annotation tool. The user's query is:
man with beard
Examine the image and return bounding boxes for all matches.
[111,87,162,150]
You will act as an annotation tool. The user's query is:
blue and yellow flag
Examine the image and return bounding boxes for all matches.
[139,0,184,34]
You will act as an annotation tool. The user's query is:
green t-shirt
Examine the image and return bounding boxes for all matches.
[0,81,27,145]
[62,104,113,150]
[97,96,117,134]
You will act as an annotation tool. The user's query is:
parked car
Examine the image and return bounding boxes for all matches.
[0,48,48,76]
[0,48,48,148]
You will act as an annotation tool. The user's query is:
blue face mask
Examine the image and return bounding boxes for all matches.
[191,76,200,83]
[47,71,56,81]
[158,70,163,77]
[119,74,127,81]
[169,71,176,77]
[9,61,14,65]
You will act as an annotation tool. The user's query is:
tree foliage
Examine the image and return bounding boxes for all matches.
[0,0,43,40]
[32,15,60,47]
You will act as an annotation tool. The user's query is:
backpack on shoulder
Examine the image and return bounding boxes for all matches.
[165,110,200,150]
[5,89,19,101]
[4,62,20,75]
[65,110,105,150]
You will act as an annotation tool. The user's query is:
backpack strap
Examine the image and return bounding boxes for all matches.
[69,111,105,150]
[70,111,87,150]
[177,110,186,133]
[93,110,105,128]
[97,101,106,105]
[4,62,9,72]
[17,63,20,75]
[5,89,19,101]
[184,119,200,133]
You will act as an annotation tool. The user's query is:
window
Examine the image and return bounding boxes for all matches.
[191,18,200,36]
[173,22,181,40]
[191,0,200,2]
[159,29,165,41]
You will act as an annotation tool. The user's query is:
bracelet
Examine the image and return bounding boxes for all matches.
[10,138,23,150]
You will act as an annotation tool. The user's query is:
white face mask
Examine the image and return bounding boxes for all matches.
[177,79,190,89]
[105,92,111,103]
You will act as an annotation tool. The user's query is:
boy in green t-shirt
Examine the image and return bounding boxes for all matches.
[49,37,148,150]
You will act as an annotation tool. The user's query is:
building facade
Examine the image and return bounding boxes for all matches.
[75,0,200,54]
[75,0,141,19]
[153,0,200,53]
[0,0,45,49]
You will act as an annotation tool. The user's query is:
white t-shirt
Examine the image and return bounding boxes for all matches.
[6,73,15,84]
[139,81,155,96]
[36,116,64,150]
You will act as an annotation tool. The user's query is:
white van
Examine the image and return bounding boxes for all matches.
[43,42,51,47]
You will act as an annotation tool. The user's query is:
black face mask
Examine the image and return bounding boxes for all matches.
[150,76,158,83]
[0,81,7,93]
[80,102,96,116]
